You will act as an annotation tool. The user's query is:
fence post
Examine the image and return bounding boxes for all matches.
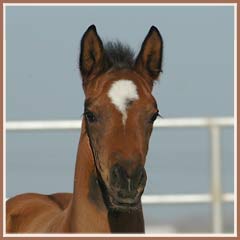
[210,124,222,233]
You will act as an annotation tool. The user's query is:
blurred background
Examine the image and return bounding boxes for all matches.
[5,5,234,234]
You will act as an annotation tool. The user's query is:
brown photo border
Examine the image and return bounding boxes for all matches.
[0,1,238,240]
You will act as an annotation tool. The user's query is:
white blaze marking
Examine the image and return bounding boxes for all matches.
[107,80,139,125]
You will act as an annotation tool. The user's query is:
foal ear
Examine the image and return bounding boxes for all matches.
[135,26,163,88]
[79,25,104,83]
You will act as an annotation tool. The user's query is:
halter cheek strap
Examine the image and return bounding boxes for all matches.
[84,117,111,208]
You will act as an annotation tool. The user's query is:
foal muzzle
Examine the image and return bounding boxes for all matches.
[108,164,147,210]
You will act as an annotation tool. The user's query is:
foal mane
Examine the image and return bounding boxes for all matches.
[103,41,135,70]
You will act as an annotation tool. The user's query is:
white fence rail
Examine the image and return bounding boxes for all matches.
[6,117,234,130]
[6,117,234,233]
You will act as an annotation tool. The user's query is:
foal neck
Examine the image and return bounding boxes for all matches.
[69,119,144,233]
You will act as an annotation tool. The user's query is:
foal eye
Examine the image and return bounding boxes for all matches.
[149,112,159,123]
[85,111,97,123]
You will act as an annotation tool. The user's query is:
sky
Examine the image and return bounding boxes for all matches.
[5,5,234,233]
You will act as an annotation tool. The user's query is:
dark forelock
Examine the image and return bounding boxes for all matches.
[103,41,135,70]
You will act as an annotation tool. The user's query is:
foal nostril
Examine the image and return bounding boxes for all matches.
[110,164,127,188]
[133,167,147,189]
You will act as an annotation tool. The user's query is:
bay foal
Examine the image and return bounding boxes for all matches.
[6,25,163,233]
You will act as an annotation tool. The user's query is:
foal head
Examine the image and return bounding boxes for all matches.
[79,25,163,211]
